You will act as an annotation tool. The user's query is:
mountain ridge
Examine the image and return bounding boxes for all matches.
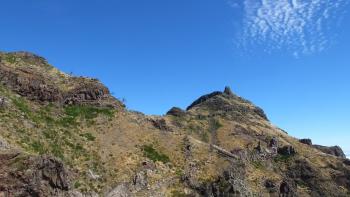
[1,51,350,197]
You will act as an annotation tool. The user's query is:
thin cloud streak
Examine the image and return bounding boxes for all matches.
[232,0,348,56]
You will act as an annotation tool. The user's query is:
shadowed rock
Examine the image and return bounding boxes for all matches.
[166,107,186,117]
[313,145,346,158]
[299,138,313,145]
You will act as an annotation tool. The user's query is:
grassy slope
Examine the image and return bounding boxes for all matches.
[0,52,349,196]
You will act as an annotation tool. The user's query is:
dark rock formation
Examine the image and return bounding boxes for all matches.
[269,137,278,148]
[313,145,346,158]
[0,52,124,109]
[278,145,296,156]
[166,107,186,117]
[344,159,350,166]
[223,86,234,96]
[151,118,171,131]
[264,179,277,193]
[186,91,222,110]
[279,180,295,197]
[63,82,110,105]
[299,138,312,146]
[0,65,63,102]
[186,87,268,121]
[0,152,70,196]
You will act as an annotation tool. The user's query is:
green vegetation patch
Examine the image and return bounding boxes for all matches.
[274,154,293,163]
[58,105,114,127]
[80,133,96,141]
[142,145,170,163]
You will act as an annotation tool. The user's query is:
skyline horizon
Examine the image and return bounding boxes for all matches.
[1,0,349,157]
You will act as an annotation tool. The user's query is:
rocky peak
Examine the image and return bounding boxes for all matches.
[0,51,124,109]
[223,86,234,96]
[186,86,268,120]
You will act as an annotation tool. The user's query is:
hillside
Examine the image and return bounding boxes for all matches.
[0,51,350,197]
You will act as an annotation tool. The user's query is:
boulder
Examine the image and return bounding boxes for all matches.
[269,137,278,147]
[343,159,350,166]
[36,155,69,190]
[223,86,234,96]
[278,145,296,156]
[0,153,70,196]
[166,107,186,117]
[151,118,171,131]
[264,179,277,193]
[132,171,148,191]
[279,180,294,196]
[106,183,130,197]
[313,145,346,158]
[299,139,312,146]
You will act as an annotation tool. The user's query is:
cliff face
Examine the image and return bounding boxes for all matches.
[0,51,349,197]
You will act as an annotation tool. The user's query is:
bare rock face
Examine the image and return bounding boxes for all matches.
[106,183,131,197]
[279,180,295,197]
[63,81,111,106]
[151,118,171,131]
[0,65,63,102]
[313,145,346,158]
[166,107,186,117]
[0,152,71,196]
[299,138,313,146]
[0,52,124,109]
[186,87,268,121]
[278,145,296,156]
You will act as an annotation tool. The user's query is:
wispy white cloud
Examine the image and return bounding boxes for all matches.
[230,0,348,56]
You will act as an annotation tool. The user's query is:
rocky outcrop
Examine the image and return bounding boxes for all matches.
[0,52,123,109]
[313,145,346,158]
[151,118,171,131]
[299,138,312,145]
[186,91,222,110]
[0,64,63,102]
[186,87,268,120]
[279,180,296,197]
[166,107,186,117]
[106,183,131,197]
[0,152,71,196]
[278,145,296,156]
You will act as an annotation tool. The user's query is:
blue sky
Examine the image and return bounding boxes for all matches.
[0,0,349,154]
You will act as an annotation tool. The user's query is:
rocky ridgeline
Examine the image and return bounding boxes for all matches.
[0,52,124,109]
[186,86,268,121]
[0,51,350,196]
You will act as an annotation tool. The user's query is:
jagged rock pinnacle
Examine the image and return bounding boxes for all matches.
[223,86,234,96]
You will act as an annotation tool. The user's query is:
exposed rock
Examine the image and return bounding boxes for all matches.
[151,118,171,131]
[269,137,278,148]
[278,145,296,156]
[63,82,110,105]
[0,137,10,150]
[313,145,346,158]
[0,52,124,109]
[0,153,70,196]
[344,159,350,166]
[186,91,222,110]
[166,107,186,117]
[255,141,263,153]
[299,138,312,145]
[264,179,277,193]
[279,180,295,197]
[106,183,131,197]
[186,87,268,120]
[36,155,70,190]
[223,86,234,96]
[132,170,148,191]
[0,66,63,102]
[0,96,6,108]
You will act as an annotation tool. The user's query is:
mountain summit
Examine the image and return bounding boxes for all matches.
[0,52,349,196]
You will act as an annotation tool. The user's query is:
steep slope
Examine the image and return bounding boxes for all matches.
[0,52,349,197]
